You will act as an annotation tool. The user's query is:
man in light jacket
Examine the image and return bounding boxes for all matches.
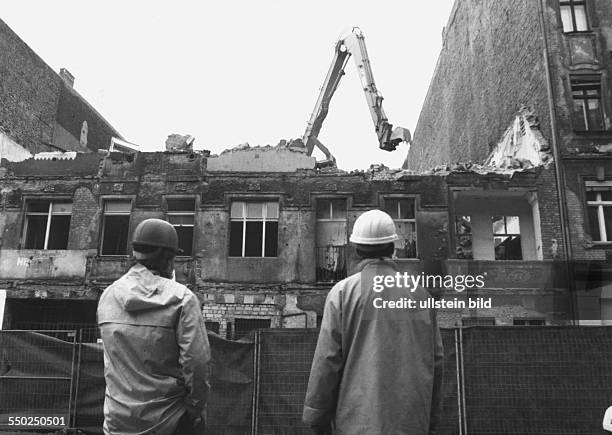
[303,209,444,435]
[98,218,211,435]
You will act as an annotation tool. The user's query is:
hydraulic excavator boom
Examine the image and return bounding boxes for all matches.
[302,27,411,167]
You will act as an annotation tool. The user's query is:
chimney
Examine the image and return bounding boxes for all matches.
[59,68,75,88]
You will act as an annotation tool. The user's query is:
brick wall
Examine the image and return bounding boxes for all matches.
[407,0,550,171]
[0,18,120,154]
[0,19,60,154]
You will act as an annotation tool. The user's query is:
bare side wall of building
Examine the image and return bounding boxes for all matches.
[406,0,551,171]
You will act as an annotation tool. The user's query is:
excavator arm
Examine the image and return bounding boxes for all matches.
[302,27,411,167]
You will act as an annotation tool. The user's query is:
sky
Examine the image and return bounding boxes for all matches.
[2,0,455,170]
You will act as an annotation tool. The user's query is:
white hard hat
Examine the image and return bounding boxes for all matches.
[603,405,612,432]
[350,209,399,245]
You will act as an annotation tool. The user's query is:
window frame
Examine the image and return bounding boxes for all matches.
[585,181,612,243]
[165,196,197,257]
[381,195,418,259]
[492,215,522,260]
[100,197,133,256]
[559,0,589,33]
[570,75,605,132]
[22,199,73,250]
[229,200,279,258]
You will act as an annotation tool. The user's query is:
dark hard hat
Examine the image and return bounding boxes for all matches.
[132,218,179,253]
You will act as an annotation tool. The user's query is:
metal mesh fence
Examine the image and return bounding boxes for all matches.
[256,329,319,435]
[461,326,612,435]
[2,326,612,434]
[0,331,75,430]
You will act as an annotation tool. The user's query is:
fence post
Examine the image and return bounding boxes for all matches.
[458,327,468,434]
[70,329,84,430]
[454,328,463,435]
[67,330,78,429]
[251,329,261,435]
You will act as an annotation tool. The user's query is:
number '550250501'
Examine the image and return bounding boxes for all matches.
[6,416,66,426]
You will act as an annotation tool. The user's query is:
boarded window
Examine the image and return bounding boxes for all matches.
[492,216,522,260]
[316,199,348,281]
[24,201,72,250]
[513,318,546,326]
[455,215,473,259]
[229,201,278,257]
[101,200,131,255]
[383,198,417,258]
[167,198,195,255]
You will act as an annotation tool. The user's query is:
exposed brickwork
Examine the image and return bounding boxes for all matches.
[0,150,579,327]
[0,19,59,153]
[0,18,121,154]
[407,0,550,172]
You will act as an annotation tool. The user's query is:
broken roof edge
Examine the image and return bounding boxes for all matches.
[404,106,554,178]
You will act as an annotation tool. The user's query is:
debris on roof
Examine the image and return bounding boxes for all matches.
[165,134,195,152]
[402,106,553,178]
[33,151,77,161]
[219,138,309,156]
[483,106,551,170]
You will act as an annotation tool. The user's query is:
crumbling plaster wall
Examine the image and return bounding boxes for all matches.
[207,148,316,172]
[407,0,550,171]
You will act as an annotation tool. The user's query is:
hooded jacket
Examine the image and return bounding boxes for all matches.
[303,258,444,435]
[97,264,211,435]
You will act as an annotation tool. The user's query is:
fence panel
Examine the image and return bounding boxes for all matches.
[206,332,255,435]
[461,326,612,435]
[256,329,319,434]
[438,329,461,435]
[0,330,76,431]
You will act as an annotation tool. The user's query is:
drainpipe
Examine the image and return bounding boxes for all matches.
[537,0,578,323]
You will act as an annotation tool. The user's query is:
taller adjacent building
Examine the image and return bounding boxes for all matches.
[406,0,612,323]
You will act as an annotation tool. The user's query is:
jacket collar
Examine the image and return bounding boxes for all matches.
[357,257,399,273]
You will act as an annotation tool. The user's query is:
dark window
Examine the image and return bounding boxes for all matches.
[571,76,604,131]
[205,321,220,334]
[383,198,417,258]
[586,186,612,241]
[167,198,195,256]
[101,200,131,255]
[316,198,347,219]
[23,201,72,250]
[462,316,496,327]
[231,318,271,340]
[492,216,522,260]
[513,318,546,326]
[229,201,278,257]
[560,0,588,32]
[455,215,473,259]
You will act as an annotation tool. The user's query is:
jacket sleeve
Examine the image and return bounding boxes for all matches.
[302,285,343,428]
[176,291,211,417]
[428,310,445,435]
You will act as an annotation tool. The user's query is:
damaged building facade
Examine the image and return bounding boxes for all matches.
[1,130,576,335]
[0,9,595,336]
[406,0,612,324]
